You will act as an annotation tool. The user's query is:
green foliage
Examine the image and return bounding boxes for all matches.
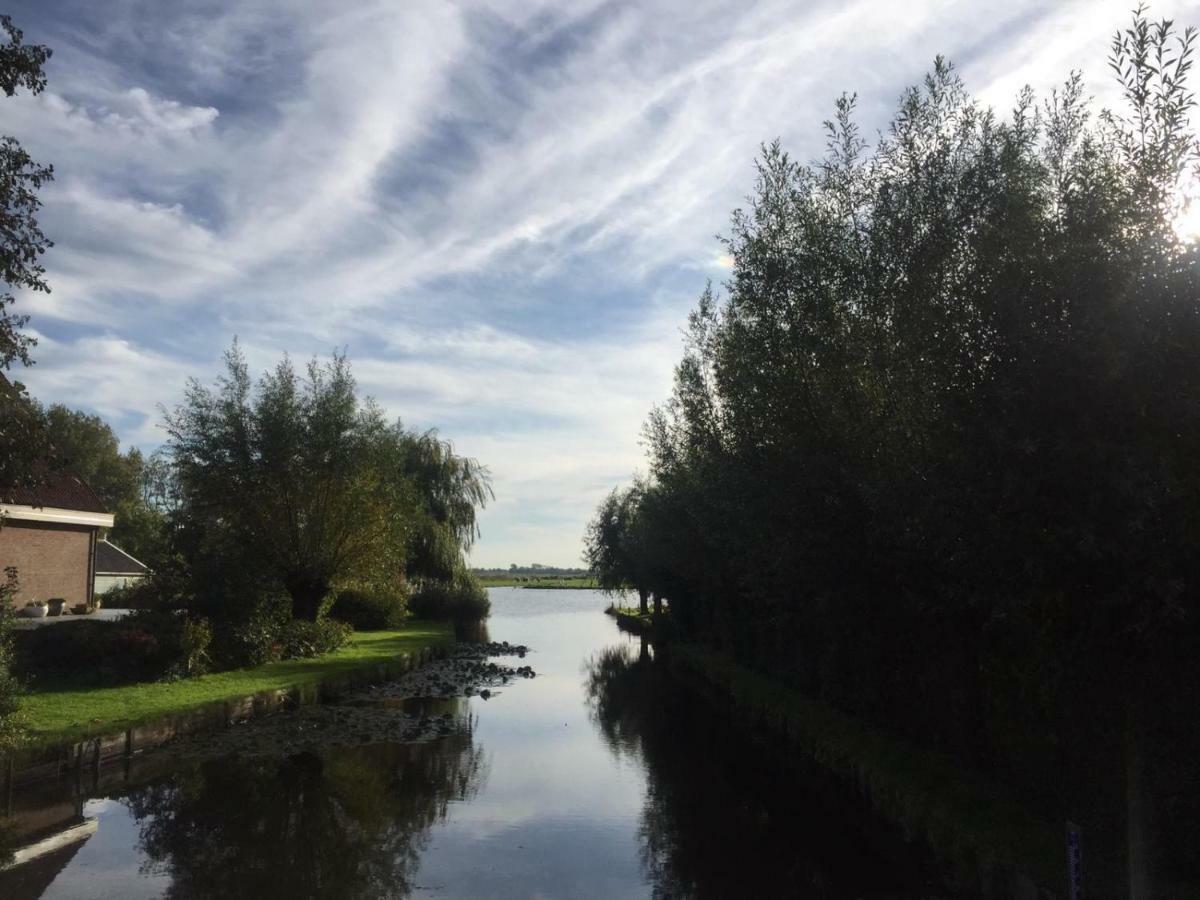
[597,5,1200,854]
[0,566,24,750]
[409,570,490,621]
[164,344,492,623]
[278,618,352,659]
[0,25,59,754]
[0,373,53,496]
[584,484,645,595]
[14,610,214,685]
[0,15,53,370]
[206,600,352,669]
[399,429,494,585]
[40,403,167,561]
[211,599,291,669]
[329,586,408,630]
[178,616,213,676]
[102,560,192,611]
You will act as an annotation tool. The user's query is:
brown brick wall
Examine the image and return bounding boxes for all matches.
[0,519,95,606]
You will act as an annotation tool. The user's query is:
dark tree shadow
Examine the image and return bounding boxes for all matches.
[126,733,487,899]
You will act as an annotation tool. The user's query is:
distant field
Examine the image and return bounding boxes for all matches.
[479,575,598,589]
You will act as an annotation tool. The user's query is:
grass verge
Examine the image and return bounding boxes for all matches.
[479,576,598,589]
[18,621,454,746]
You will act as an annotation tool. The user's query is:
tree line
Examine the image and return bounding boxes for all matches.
[586,7,1200,878]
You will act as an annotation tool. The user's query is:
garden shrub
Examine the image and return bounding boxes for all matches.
[278,618,352,659]
[14,609,213,684]
[211,598,351,668]
[215,613,284,669]
[409,572,489,621]
[0,567,23,750]
[329,587,408,630]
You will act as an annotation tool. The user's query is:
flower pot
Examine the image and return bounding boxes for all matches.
[47,598,66,617]
[22,603,47,619]
[71,603,90,616]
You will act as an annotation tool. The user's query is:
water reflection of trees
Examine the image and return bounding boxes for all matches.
[126,732,487,899]
[585,640,929,899]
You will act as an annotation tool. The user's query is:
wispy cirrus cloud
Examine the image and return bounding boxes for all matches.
[5,0,1194,564]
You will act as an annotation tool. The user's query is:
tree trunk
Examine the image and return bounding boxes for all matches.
[287,576,330,622]
[638,588,648,615]
[652,593,662,616]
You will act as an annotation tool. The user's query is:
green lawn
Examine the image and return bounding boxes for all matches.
[479,576,597,588]
[18,621,454,746]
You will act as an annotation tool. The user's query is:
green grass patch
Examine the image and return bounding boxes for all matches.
[479,576,598,589]
[18,621,454,746]
[605,605,649,618]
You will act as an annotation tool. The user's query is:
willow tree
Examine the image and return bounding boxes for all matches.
[166,345,490,621]
[584,482,651,613]
[399,428,492,588]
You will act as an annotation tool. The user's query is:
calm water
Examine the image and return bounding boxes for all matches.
[0,589,940,899]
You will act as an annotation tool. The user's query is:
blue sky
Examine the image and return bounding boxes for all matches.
[4,0,1192,566]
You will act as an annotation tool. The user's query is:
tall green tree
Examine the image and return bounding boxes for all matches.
[595,10,1200,872]
[0,14,52,371]
[584,483,650,613]
[399,428,492,587]
[165,344,491,622]
[39,404,165,561]
[0,16,53,495]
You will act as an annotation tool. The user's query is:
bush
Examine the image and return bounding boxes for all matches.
[328,587,408,631]
[0,567,23,750]
[102,563,193,611]
[211,598,352,668]
[101,580,158,610]
[215,612,285,669]
[278,618,352,659]
[409,573,489,621]
[14,609,213,684]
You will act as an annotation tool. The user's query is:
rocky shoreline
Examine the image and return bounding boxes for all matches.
[157,640,536,759]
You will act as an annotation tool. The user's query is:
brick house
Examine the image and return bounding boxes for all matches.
[0,470,114,609]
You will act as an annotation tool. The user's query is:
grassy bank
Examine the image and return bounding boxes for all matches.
[670,643,1063,896]
[604,605,657,634]
[18,621,454,746]
[479,576,597,589]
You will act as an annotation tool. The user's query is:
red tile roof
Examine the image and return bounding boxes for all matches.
[1,465,110,514]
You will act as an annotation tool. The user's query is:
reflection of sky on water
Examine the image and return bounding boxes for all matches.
[38,800,169,900]
[409,591,651,896]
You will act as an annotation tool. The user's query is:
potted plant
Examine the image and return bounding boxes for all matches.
[71,602,90,615]
[21,600,47,618]
[47,597,66,616]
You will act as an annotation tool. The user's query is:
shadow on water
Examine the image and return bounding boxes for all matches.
[583,637,942,899]
[129,737,487,899]
[0,721,487,900]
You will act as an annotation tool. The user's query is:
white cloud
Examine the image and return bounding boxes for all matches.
[121,87,219,133]
[10,0,1196,563]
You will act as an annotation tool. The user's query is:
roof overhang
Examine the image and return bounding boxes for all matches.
[1,504,114,528]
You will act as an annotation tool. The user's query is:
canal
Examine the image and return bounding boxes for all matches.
[0,588,943,898]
